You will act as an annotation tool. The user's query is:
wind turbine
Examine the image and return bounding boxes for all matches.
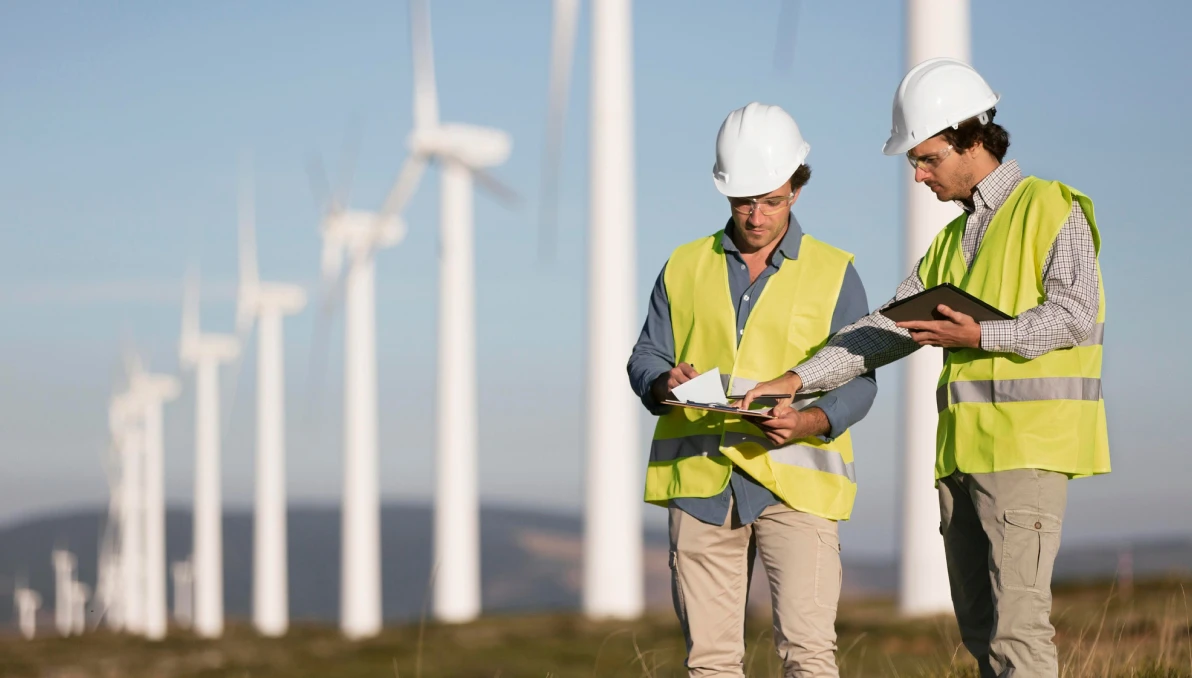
[128,356,181,640]
[234,166,308,638]
[97,394,126,631]
[70,582,90,636]
[372,0,514,624]
[313,152,406,641]
[542,0,644,619]
[897,0,967,617]
[14,585,42,640]
[171,559,193,629]
[52,548,77,637]
[179,271,240,638]
[111,389,147,635]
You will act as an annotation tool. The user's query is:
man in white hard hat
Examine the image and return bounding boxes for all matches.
[742,58,1108,677]
[628,102,877,677]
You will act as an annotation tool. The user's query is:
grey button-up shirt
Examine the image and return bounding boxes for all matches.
[627,216,878,526]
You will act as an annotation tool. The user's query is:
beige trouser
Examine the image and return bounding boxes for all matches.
[668,500,842,678]
[939,468,1068,678]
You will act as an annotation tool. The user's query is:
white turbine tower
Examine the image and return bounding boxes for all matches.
[14,586,41,640]
[52,549,77,637]
[172,559,193,629]
[235,168,308,637]
[543,0,643,619]
[129,357,181,640]
[112,390,147,635]
[179,272,240,638]
[374,0,515,624]
[70,582,90,636]
[314,157,406,641]
[898,0,968,616]
[97,401,126,631]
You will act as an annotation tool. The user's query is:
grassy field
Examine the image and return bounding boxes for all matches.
[2,579,1189,677]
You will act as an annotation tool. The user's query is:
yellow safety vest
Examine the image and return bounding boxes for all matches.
[645,230,859,521]
[919,176,1110,479]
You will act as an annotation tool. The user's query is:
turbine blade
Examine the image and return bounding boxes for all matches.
[306,153,336,216]
[410,0,440,129]
[377,154,428,227]
[335,119,362,209]
[538,0,580,264]
[772,0,802,74]
[475,169,522,209]
[182,267,201,347]
[237,156,259,337]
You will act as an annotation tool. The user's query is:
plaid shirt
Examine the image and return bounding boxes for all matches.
[794,160,1101,392]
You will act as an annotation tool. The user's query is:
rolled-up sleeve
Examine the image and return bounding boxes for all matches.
[627,264,676,415]
[798,263,879,441]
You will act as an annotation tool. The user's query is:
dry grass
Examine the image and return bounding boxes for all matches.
[1,578,1187,677]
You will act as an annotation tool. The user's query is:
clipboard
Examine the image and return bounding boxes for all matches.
[661,400,776,420]
[880,283,1013,323]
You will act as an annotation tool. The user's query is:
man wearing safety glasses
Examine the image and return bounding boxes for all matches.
[627,102,877,676]
[742,59,1108,677]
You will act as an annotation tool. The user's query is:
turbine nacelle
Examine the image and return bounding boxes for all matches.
[409,124,512,169]
[320,209,406,270]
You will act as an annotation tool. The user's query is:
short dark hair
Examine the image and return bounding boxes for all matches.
[789,164,812,191]
[937,107,1010,162]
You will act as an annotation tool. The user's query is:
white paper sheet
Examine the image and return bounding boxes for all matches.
[670,367,729,405]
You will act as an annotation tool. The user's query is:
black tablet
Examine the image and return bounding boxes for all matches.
[880,283,1013,323]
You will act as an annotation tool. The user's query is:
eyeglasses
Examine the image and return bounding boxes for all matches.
[729,192,794,216]
[906,144,954,171]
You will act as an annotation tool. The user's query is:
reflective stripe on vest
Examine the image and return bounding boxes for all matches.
[721,432,857,483]
[937,377,1103,413]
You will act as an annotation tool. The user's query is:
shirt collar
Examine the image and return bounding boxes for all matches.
[957,159,1022,214]
[721,213,804,261]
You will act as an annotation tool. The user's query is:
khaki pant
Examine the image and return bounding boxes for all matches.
[939,468,1068,678]
[668,500,841,678]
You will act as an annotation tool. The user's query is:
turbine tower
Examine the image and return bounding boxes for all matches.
[172,559,193,629]
[129,357,181,640]
[179,271,240,638]
[52,549,77,637]
[898,0,967,616]
[235,167,308,637]
[14,586,41,640]
[376,0,515,624]
[543,0,643,619]
[113,390,147,635]
[316,164,406,641]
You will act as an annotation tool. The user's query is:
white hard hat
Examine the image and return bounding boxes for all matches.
[713,102,810,197]
[882,57,1000,156]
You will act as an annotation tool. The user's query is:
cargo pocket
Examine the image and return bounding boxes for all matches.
[1001,509,1062,592]
[814,529,842,610]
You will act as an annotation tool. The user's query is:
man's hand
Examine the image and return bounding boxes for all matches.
[752,406,829,446]
[738,371,802,412]
[650,362,699,404]
[895,304,981,349]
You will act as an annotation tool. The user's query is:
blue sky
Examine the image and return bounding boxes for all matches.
[1,1,1187,559]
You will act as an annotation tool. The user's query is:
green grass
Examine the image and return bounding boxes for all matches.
[2,579,1189,677]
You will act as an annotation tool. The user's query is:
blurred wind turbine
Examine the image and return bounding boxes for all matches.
[310,141,406,641]
[111,388,147,635]
[179,270,240,639]
[52,549,77,637]
[127,354,181,641]
[172,559,193,629]
[233,163,307,638]
[377,0,516,624]
[542,0,643,619]
[14,585,41,640]
[772,0,804,74]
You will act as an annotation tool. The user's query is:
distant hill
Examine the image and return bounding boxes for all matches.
[2,504,1188,627]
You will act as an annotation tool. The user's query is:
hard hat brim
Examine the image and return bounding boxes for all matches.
[882,95,1001,157]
